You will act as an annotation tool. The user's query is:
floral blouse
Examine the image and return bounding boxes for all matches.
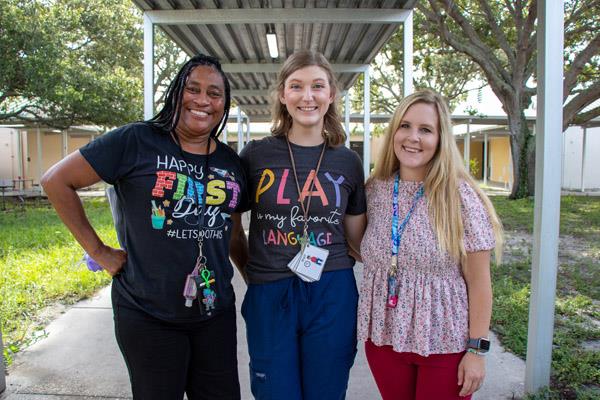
[358,178,495,356]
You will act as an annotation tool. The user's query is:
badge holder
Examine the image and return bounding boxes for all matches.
[182,242,217,315]
[287,227,329,282]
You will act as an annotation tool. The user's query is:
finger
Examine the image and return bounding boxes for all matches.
[465,377,482,396]
[457,365,465,385]
[460,376,473,397]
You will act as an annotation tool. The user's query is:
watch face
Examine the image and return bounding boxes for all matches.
[480,339,491,351]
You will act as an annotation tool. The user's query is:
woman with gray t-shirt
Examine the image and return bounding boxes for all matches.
[240,50,366,400]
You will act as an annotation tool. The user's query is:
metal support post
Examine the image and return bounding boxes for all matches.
[525,0,564,393]
[37,127,43,194]
[403,10,413,97]
[143,14,155,120]
[237,108,244,153]
[363,67,371,178]
[464,121,471,173]
[483,132,488,185]
[580,126,587,192]
[344,92,351,148]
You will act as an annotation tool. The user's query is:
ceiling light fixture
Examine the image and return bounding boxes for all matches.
[266,25,278,59]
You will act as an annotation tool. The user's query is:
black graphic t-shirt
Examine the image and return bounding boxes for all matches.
[240,136,366,284]
[80,122,247,322]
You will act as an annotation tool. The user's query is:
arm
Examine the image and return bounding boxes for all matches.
[229,212,249,283]
[458,250,492,397]
[344,213,366,262]
[41,151,126,276]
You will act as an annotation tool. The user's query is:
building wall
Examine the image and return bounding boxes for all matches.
[0,129,20,182]
[0,129,96,186]
[25,132,94,184]
[562,126,600,190]
[489,136,512,186]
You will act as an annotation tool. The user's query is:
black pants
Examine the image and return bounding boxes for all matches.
[113,291,240,400]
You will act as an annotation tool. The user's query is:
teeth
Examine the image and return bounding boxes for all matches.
[403,146,421,153]
[190,110,208,116]
[299,107,318,111]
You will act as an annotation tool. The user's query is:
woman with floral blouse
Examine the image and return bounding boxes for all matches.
[358,89,503,399]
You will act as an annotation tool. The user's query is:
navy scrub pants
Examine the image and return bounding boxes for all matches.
[242,268,358,400]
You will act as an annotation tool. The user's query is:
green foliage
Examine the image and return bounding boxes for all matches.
[469,158,480,176]
[0,0,187,130]
[492,195,600,399]
[0,198,116,366]
[0,0,144,128]
[351,9,481,114]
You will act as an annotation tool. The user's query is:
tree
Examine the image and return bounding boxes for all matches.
[153,31,188,111]
[0,0,144,129]
[418,0,600,198]
[352,9,483,115]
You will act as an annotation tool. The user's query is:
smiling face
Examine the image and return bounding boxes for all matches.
[393,102,440,181]
[279,65,334,134]
[175,65,225,141]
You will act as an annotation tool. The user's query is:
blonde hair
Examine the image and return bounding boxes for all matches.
[270,50,346,147]
[372,89,503,264]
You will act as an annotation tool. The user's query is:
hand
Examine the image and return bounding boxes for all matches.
[90,244,127,276]
[458,351,486,397]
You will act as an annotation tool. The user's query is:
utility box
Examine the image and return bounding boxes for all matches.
[0,329,5,393]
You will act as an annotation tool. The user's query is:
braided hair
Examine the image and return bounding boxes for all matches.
[147,54,231,138]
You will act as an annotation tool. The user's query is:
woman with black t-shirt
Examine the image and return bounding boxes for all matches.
[240,50,367,400]
[42,55,248,400]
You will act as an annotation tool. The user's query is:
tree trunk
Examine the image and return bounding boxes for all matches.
[508,112,533,199]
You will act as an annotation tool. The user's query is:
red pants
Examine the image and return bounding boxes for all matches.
[365,340,471,400]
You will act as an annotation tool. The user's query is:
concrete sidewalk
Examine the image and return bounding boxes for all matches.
[2,265,525,400]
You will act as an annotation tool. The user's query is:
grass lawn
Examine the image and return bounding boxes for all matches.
[491,196,600,400]
[0,198,115,365]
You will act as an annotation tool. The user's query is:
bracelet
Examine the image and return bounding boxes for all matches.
[467,348,487,356]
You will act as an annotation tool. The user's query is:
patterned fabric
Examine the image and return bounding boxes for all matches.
[358,177,495,356]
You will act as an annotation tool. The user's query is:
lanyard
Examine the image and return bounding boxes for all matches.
[285,135,326,248]
[171,132,210,266]
[390,174,424,267]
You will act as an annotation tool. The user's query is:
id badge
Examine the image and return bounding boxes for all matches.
[287,244,329,282]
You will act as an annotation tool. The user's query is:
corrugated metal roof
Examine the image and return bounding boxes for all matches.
[132,0,415,120]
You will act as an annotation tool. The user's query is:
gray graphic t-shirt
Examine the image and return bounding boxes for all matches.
[240,136,366,284]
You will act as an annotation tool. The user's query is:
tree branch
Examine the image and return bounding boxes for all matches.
[563,79,600,129]
[418,1,513,95]
[564,0,600,32]
[563,33,600,98]
[478,0,516,67]
[438,0,513,83]
[569,105,600,127]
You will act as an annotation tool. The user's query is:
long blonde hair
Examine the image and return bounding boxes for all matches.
[372,89,503,264]
[270,50,346,147]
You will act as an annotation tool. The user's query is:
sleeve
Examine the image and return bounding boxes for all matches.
[345,149,367,215]
[79,124,140,185]
[239,140,256,208]
[460,181,496,253]
[234,149,251,213]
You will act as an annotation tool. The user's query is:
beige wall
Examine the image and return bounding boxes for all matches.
[489,136,511,185]
[68,136,92,154]
[24,131,94,185]
[370,134,387,166]
[0,129,21,182]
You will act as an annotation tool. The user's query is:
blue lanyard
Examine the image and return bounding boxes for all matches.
[391,174,424,259]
